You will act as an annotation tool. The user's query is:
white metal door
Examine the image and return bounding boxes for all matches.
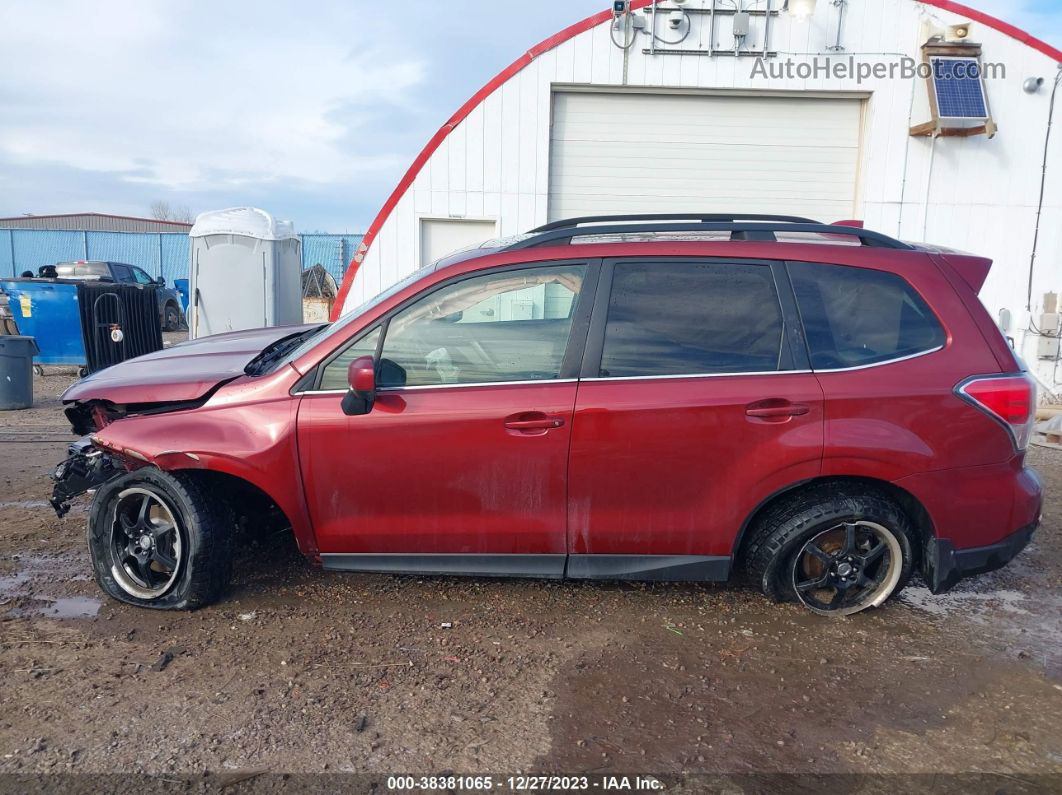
[420,218,497,268]
[191,234,268,338]
[549,92,863,222]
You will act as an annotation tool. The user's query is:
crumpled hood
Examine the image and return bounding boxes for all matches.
[62,324,317,405]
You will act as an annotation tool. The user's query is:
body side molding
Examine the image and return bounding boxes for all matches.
[320,553,567,579]
[320,553,733,582]
[566,555,731,582]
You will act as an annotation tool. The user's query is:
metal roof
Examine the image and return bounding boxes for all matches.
[0,213,193,233]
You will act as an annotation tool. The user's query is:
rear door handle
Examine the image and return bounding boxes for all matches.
[504,412,565,433]
[745,400,810,421]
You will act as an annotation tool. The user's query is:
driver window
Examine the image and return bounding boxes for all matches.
[378,265,586,388]
[133,268,155,285]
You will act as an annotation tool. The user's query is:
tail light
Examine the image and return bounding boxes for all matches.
[956,373,1036,450]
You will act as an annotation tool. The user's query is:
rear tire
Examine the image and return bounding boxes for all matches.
[163,303,181,332]
[88,469,234,610]
[745,487,916,616]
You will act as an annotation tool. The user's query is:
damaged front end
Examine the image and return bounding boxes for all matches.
[50,436,123,517]
[51,397,200,517]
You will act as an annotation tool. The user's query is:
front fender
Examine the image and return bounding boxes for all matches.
[91,396,318,562]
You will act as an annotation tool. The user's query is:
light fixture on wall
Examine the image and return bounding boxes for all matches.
[1025,76,1045,94]
[827,0,848,51]
[784,0,816,18]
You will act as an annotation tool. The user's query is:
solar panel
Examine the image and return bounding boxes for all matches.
[931,57,988,119]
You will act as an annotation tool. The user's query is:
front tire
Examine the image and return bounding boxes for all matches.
[88,469,234,610]
[745,488,915,616]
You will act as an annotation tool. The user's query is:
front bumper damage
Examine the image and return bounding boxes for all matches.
[50,436,123,517]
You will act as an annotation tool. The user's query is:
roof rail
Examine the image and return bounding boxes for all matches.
[530,213,820,232]
[505,221,913,251]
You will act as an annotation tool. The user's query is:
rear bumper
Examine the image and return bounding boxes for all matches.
[925,521,1037,594]
[896,458,1041,594]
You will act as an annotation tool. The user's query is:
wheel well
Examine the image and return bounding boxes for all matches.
[733,476,935,563]
[170,469,292,538]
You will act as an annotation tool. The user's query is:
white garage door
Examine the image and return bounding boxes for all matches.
[420,218,497,268]
[549,92,863,222]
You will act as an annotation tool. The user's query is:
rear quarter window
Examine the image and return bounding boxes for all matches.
[789,261,945,370]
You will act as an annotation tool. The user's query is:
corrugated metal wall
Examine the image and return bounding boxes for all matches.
[0,229,190,284]
[0,230,363,285]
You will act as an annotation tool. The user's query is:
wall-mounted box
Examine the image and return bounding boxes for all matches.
[1038,335,1059,359]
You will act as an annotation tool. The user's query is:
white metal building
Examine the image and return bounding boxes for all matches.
[335,0,1062,389]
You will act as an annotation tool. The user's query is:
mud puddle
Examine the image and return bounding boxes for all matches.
[899,548,1062,679]
[0,552,94,620]
[8,595,101,619]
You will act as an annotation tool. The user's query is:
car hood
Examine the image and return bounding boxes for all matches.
[62,324,317,405]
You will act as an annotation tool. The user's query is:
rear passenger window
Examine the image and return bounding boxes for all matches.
[599,262,785,378]
[789,262,946,370]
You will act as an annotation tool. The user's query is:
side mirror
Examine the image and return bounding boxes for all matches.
[155,277,166,286]
[341,355,376,416]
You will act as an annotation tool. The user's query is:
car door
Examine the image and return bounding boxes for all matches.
[296,261,596,577]
[566,258,824,580]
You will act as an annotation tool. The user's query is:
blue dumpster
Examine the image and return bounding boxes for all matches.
[0,280,86,367]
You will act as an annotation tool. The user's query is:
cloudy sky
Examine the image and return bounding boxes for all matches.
[1,0,1060,232]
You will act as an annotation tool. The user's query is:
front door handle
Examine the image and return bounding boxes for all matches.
[746,405,809,418]
[504,412,565,434]
[745,399,810,422]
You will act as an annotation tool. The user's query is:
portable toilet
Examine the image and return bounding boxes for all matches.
[188,208,302,338]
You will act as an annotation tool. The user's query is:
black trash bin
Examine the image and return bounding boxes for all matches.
[0,335,40,410]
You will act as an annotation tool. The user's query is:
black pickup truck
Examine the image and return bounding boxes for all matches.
[53,261,185,331]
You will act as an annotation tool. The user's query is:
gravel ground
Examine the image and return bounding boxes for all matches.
[0,349,1060,787]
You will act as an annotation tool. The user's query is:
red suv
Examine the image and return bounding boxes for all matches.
[51,215,1041,616]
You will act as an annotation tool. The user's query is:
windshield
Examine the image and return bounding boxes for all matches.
[260,267,436,374]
